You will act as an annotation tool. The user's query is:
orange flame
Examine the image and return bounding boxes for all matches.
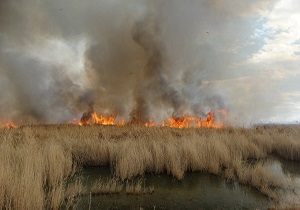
[76,112,117,126]
[145,121,156,127]
[0,121,17,129]
[1,110,226,129]
[162,112,222,129]
[203,112,213,127]
[90,113,115,125]
[117,120,125,126]
[69,111,224,129]
[69,112,125,127]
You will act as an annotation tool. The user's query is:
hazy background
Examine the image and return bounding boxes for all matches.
[0,0,299,125]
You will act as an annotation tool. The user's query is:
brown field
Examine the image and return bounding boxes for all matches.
[0,124,300,209]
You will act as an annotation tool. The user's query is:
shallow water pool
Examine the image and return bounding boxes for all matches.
[76,166,270,210]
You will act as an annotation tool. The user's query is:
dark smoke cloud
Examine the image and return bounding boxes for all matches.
[0,0,277,124]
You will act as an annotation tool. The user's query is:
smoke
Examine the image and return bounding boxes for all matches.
[0,0,278,125]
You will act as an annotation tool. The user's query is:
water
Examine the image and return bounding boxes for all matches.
[76,167,269,210]
[262,156,300,207]
[73,157,300,210]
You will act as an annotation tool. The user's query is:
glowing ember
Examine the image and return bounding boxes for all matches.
[0,121,17,129]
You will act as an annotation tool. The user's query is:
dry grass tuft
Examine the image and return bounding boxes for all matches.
[0,128,82,210]
[125,179,154,195]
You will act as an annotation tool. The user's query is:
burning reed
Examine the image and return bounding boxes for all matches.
[0,124,300,209]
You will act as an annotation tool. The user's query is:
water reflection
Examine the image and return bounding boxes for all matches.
[263,157,300,207]
[77,167,269,210]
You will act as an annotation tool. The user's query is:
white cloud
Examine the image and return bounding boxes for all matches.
[272,91,300,123]
[249,0,300,63]
[227,0,300,123]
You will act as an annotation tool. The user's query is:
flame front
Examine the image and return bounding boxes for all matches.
[70,111,224,128]
[162,112,222,128]
[73,112,123,126]
[1,111,225,129]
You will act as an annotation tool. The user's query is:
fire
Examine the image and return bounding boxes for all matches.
[1,110,225,129]
[70,111,224,129]
[145,121,156,127]
[163,116,196,128]
[117,120,125,126]
[0,121,17,129]
[73,112,124,126]
[90,113,115,125]
[162,112,222,129]
[204,112,213,127]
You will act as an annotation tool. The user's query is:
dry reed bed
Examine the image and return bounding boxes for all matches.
[0,132,83,210]
[0,125,300,209]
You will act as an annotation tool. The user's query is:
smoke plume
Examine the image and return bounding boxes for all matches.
[0,0,278,125]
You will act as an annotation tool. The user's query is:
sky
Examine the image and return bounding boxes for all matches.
[0,0,299,125]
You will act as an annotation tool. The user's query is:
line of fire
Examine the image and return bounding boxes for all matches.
[68,111,225,128]
[1,110,227,129]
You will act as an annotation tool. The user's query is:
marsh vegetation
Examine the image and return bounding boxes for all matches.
[0,125,300,209]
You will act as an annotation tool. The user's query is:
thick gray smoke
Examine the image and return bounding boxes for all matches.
[0,0,276,125]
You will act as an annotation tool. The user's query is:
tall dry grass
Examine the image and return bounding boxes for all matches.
[1,124,300,209]
[90,177,123,195]
[0,128,83,210]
